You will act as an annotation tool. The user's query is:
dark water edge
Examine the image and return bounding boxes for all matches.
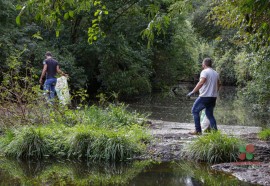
[127,86,269,127]
[0,158,258,186]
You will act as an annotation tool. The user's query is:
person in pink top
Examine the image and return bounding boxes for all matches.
[187,58,221,135]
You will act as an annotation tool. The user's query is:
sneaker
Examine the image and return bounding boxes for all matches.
[188,131,202,135]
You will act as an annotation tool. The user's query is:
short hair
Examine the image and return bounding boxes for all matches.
[203,58,212,67]
[45,51,52,57]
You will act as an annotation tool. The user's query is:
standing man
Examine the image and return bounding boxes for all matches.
[39,51,67,100]
[187,58,221,135]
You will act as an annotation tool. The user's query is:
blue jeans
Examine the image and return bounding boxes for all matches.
[44,78,57,100]
[191,97,217,132]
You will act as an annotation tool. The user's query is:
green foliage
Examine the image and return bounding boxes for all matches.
[183,131,244,163]
[190,0,221,41]
[98,38,153,97]
[258,129,270,141]
[234,47,270,105]
[0,104,150,161]
[210,0,270,47]
[215,50,237,85]
[17,0,108,43]
[0,50,50,127]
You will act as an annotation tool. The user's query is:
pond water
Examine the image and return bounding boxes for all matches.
[0,158,257,186]
[127,86,269,127]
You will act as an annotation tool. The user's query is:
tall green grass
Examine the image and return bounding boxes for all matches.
[182,131,244,163]
[1,127,50,159]
[258,129,270,140]
[0,105,151,161]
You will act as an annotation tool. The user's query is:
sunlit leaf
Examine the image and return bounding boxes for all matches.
[16,16,21,25]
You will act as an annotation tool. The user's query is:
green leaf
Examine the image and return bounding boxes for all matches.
[104,11,109,15]
[64,13,69,20]
[94,10,101,17]
[92,24,98,28]
[94,1,100,6]
[56,30,60,37]
[16,5,22,10]
[32,32,43,40]
[16,16,21,25]
[92,19,98,24]
[68,11,74,18]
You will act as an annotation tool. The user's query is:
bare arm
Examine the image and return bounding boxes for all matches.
[190,77,206,94]
[39,64,47,84]
[56,65,67,76]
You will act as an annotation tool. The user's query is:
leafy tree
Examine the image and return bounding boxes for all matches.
[210,0,270,106]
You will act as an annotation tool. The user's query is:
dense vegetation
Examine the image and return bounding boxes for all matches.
[0,0,269,163]
[1,0,269,107]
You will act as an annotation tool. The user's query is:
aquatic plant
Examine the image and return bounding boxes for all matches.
[258,129,270,140]
[182,131,244,163]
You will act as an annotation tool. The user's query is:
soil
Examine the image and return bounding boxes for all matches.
[139,120,270,186]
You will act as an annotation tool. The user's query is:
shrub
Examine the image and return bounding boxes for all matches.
[258,129,270,140]
[182,131,244,163]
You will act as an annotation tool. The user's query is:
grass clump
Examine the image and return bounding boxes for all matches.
[0,109,150,161]
[183,131,244,163]
[258,128,270,140]
[0,127,50,159]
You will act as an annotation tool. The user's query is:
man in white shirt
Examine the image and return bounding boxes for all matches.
[187,58,221,135]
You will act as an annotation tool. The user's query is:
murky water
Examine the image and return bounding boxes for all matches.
[0,158,257,186]
[127,86,269,127]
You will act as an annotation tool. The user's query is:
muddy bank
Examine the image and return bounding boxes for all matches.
[140,120,270,185]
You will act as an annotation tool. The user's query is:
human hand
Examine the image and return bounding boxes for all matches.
[39,79,43,84]
[186,91,193,97]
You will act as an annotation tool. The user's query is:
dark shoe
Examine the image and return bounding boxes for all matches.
[188,131,202,135]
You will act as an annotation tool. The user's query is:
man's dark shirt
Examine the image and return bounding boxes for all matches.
[45,58,58,79]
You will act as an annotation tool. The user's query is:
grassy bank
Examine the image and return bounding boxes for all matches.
[0,104,151,161]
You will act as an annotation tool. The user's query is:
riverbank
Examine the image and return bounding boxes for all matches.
[141,120,270,185]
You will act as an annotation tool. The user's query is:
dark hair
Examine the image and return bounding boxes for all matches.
[203,58,212,67]
[45,51,52,57]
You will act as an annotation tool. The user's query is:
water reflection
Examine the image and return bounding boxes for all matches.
[0,158,256,186]
[127,86,269,127]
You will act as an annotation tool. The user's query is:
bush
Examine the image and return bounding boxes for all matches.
[182,131,244,163]
[258,129,270,140]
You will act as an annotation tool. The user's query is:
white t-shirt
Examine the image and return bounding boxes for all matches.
[199,68,219,97]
